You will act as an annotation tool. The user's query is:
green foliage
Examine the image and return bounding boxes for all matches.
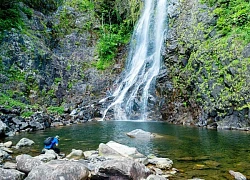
[95,23,131,69]
[47,106,64,115]
[94,0,141,70]
[0,5,24,32]
[0,92,27,110]
[55,77,62,84]
[201,0,250,37]
[0,2,33,40]
[170,0,250,116]
[65,0,94,12]
[53,0,95,37]
[21,111,34,117]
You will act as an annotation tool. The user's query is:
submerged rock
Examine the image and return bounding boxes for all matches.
[229,170,246,180]
[148,157,173,170]
[126,129,156,138]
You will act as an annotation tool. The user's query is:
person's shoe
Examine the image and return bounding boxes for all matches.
[58,153,65,158]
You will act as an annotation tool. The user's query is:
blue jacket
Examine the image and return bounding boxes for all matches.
[44,137,59,149]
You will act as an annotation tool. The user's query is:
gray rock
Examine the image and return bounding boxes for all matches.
[66,149,84,160]
[94,159,152,180]
[3,141,12,148]
[242,43,250,58]
[0,149,9,159]
[16,154,44,173]
[0,120,7,135]
[25,160,89,180]
[1,147,13,154]
[146,174,166,180]
[99,141,145,160]
[3,162,17,169]
[34,150,57,162]
[83,150,98,159]
[229,170,246,180]
[148,157,173,170]
[126,129,156,138]
[16,138,35,149]
[0,168,25,180]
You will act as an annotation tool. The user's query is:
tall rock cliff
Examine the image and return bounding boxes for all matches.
[161,0,250,129]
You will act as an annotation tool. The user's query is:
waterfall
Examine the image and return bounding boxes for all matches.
[101,0,168,120]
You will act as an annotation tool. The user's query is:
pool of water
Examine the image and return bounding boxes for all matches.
[4,121,250,179]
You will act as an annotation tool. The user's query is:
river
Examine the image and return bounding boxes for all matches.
[4,121,250,179]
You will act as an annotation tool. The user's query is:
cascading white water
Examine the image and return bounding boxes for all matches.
[101,0,168,120]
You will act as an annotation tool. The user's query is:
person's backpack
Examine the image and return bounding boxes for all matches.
[44,137,54,146]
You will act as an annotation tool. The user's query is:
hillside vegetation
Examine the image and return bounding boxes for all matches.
[0,0,141,115]
[163,0,250,128]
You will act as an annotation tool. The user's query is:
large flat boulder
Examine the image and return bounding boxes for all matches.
[99,141,145,159]
[16,154,44,173]
[25,160,89,180]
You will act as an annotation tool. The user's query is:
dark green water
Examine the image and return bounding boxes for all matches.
[4,121,250,179]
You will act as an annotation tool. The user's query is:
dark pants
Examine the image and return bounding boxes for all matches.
[52,146,60,154]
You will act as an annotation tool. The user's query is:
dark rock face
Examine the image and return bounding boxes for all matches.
[0,3,116,109]
[0,1,121,134]
[160,0,250,129]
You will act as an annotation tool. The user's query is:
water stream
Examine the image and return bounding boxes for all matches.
[102,0,168,120]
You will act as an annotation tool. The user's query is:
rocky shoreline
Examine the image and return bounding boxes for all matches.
[0,130,247,180]
[2,103,250,141]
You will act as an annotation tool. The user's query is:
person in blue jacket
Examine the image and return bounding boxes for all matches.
[44,135,60,154]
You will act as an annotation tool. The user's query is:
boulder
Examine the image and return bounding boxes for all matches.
[66,149,84,160]
[4,141,12,148]
[25,160,89,180]
[15,138,34,149]
[3,162,17,169]
[16,154,44,173]
[1,147,13,153]
[146,174,166,180]
[0,168,25,180]
[83,150,98,159]
[99,141,145,160]
[126,129,156,138]
[34,150,57,162]
[0,120,7,136]
[0,149,10,159]
[148,157,173,170]
[229,170,246,180]
[94,159,152,180]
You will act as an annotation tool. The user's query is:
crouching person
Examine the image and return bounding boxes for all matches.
[44,135,60,154]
